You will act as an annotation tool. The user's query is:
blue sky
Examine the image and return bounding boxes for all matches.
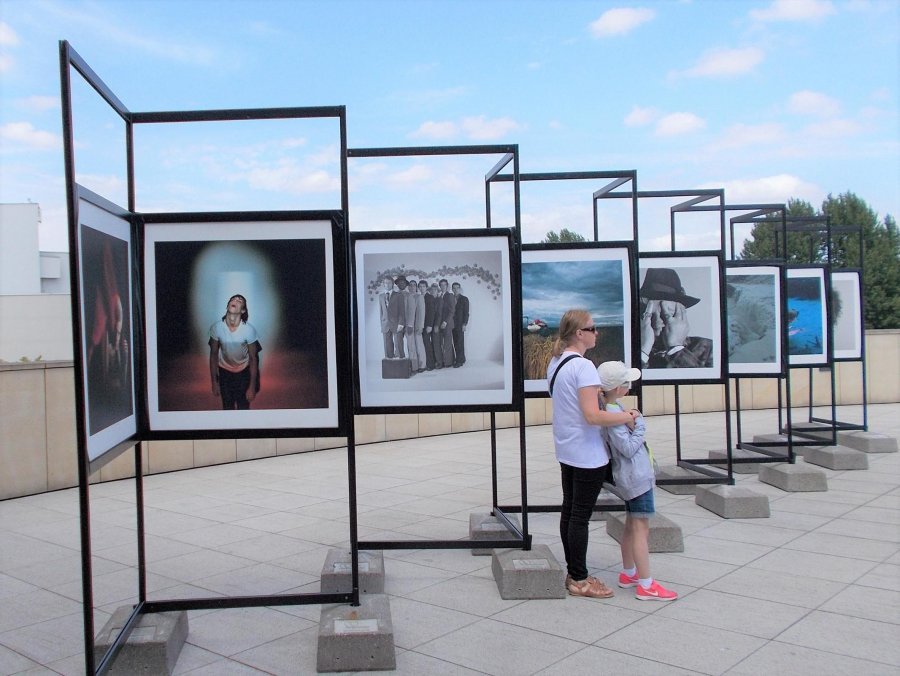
[1,0,897,253]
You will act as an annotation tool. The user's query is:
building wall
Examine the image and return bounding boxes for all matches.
[0,295,74,362]
[0,203,41,295]
[1,329,897,501]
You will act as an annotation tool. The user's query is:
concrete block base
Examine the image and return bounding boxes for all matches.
[606,511,684,553]
[837,430,898,454]
[94,607,188,675]
[491,544,566,600]
[469,513,520,556]
[695,485,770,519]
[655,465,707,495]
[752,434,806,457]
[590,492,626,521]
[320,549,385,594]
[804,445,869,470]
[758,463,828,492]
[317,594,395,672]
[752,433,792,446]
[708,448,767,474]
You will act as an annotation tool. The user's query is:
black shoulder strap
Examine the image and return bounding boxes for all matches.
[548,354,582,396]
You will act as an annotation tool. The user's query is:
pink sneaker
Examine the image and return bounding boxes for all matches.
[618,571,639,588]
[635,580,678,601]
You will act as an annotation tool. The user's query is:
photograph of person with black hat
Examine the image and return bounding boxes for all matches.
[638,257,721,379]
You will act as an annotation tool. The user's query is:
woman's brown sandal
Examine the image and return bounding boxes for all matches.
[567,575,614,598]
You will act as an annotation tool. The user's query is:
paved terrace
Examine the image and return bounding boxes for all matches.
[1,404,898,675]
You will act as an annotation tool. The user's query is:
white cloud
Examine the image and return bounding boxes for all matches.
[386,165,433,186]
[678,47,765,78]
[17,96,60,112]
[245,162,339,193]
[655,112,706,136]
[461,115,522,140]
[39,3,216,65]
[870,87,891,102]
[280,137,308,149]
[0,122,60,150]
[0,54,12,73]
[0,21,19,46]
[710,174,824,205]
[410,120,458,139]
[714,122,786,149]
[411,116,522,141]
[589,7,656,37]
[400,86,468,108]
[624,105,659,127]
[77,173,127,199]
[788,90,842,117]
[803,118,863,137]
[750,0,836,22]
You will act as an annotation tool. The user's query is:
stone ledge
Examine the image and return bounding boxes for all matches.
[695,485,770,519]
[837,430,898,454]
[94,607,188,675]
[469,512,521,556]
[758,462,827,492]
[606,511,684,553]
[491,544,566,600]
[317,594,395,672]
[804,444,869,470]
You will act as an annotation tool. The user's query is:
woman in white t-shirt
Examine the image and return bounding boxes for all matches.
[546,309,638,599]
[209,294,261,410]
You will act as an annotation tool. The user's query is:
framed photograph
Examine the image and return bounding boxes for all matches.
[353,229,516,411]
[76,190,137,462]
[638,253,724,383]
[144,215,345,433]
[786,266,830,366]
[831,269,862,361]
[725,265,784,375]
[521,243,633,394]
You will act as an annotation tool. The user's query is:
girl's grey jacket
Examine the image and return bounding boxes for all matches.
[603,402,655,501]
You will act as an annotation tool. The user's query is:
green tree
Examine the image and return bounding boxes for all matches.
[741,191,899,328]
[822,193,899,329]
[542,228,586,244]
[739,198,819,262]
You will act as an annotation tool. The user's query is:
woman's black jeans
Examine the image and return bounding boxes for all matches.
[559,462,609,581]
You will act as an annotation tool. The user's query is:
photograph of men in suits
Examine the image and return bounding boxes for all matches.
[438,278,456,369]
[451,282,469,368]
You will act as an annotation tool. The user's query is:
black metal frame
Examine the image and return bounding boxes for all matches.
[139,209,351,439]
[346,144,532,553]
[719,204,798,465]
[60,41,358,675]
[595,188,734,487]
[349,227,521,414]
[490,170,640,514]
[789,220,869,437]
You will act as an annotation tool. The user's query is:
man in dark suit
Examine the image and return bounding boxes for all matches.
[378,276,394,358]
[430,283,444,368]
[387,275,407,359]
[451,282,469,367]
[419,280,436,370]
[438,278,456,369]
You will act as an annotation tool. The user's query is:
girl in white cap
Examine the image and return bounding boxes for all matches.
[598,360,678,602]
